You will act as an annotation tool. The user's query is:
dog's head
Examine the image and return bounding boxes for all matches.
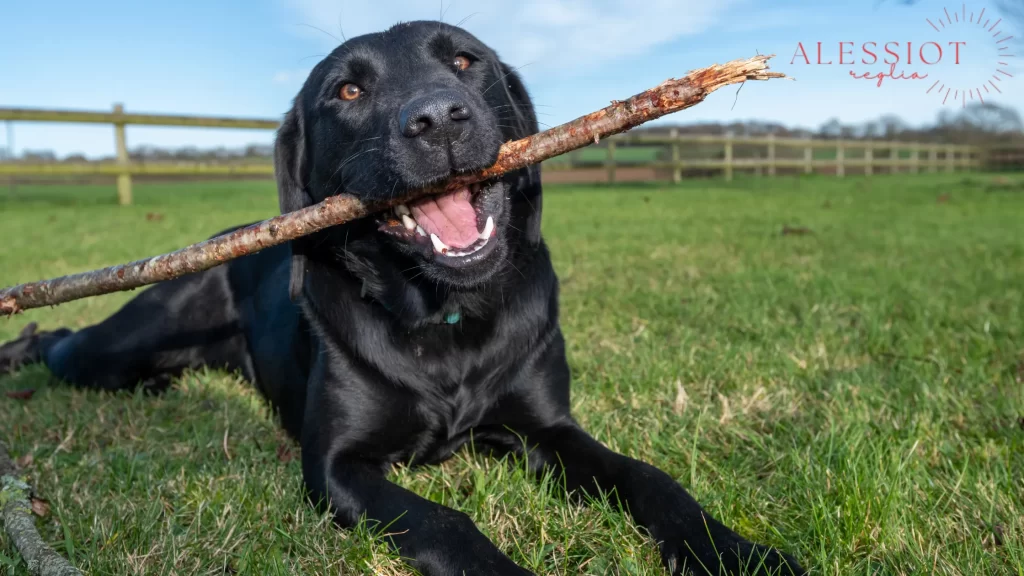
[275,21,540,299]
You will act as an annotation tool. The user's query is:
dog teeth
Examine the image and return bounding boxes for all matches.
[401,214,416,231]
[430,233,449,254]
[416,216,494,258]
[447,235,492,257]
[446,219,496,258]
[395,204,411,217]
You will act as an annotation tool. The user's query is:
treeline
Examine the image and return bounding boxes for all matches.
[8,144,274,164]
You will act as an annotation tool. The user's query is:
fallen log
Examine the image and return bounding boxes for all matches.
[0,54,787,315]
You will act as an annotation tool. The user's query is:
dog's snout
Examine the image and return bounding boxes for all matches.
[400,90,472,141]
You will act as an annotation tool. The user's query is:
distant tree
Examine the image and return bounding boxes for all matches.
[174,146,201,161]
[818,118,843,138]
[245,144,273,158]
[956,103,1023,133]
[124,143,273,162]
[22,150,56,162]
[877,115,907,139]
[860,120,882,139]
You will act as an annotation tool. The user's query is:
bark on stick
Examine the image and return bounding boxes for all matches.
[1,443,83,576]
[0,54,787,315]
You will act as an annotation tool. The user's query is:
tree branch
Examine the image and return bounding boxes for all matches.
[0,54,787,315]
[1,443,82,576]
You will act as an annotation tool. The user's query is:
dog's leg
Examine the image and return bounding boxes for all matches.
[301,450,533,576]
[522,423,805,576]
[0,266,253,391]
[0,322,73,376]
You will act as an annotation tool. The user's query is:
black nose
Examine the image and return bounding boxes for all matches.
[400,90,472,142]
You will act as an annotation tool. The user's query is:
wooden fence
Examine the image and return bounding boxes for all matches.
[543,131,984,184]
[0,106,278,205]
[0,106,1010,204]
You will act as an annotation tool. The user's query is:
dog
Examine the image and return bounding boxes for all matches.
[0,21,804,576]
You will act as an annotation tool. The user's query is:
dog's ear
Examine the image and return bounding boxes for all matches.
[495,62,544,244]
[275,101,313,301]
[495,62,539,140]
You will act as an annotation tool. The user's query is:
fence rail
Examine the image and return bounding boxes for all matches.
[0,107,279,129]
[0,105,1014,204]
[0,162,274,176]
[543,134,982,184]
[0,105,280,204]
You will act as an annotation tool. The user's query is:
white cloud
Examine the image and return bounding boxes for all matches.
[280,0,742,80]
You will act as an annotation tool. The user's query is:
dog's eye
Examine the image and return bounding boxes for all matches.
[339,83,363,101]
[452,55,472,72]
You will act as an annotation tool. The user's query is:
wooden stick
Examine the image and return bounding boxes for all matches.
[1,442,83,576]
[0,54,787,315]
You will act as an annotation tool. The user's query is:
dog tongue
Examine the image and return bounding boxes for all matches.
[410,187,480,248]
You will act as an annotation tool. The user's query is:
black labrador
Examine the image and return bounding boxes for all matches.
[0,21,804,576]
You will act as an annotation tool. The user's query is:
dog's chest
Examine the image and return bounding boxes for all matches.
[398,351,509,464]
[379,379,493,465]
[341,305,543,465]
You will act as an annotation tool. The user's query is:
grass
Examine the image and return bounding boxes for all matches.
[1,173,1023,575]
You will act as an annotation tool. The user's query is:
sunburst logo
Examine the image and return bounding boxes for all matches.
[790,2,1015,106]
[924,5,1015,106]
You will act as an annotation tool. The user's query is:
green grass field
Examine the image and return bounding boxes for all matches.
[1,174,1022,575]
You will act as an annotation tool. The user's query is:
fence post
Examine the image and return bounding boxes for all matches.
[911,143,920,173]
[803,142,812,174]
[606,140,616,184]
[4,120,14,195]
[889,144,898,174]
[670,128,681,184]
[723,132,734,182]
[864,142,873,176]
[946,144,956,173]
[767,133,776,177]
[3,120,12,161]
[113,103,132,205]
[928,145,937,173]
[575,148,587,170]
[836,140,845,178]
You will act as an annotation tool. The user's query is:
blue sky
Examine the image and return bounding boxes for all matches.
[1,0,1019,158]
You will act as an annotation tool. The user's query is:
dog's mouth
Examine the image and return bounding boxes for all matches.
[377,180,502,264]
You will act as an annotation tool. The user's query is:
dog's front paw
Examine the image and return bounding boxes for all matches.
[0,323,69,376]
[416,552,534,576]
[726,541,806,576]
[657,534,805,576]
[403,512,535,576]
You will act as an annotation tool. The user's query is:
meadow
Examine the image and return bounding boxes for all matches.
[1,173,1022,575]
